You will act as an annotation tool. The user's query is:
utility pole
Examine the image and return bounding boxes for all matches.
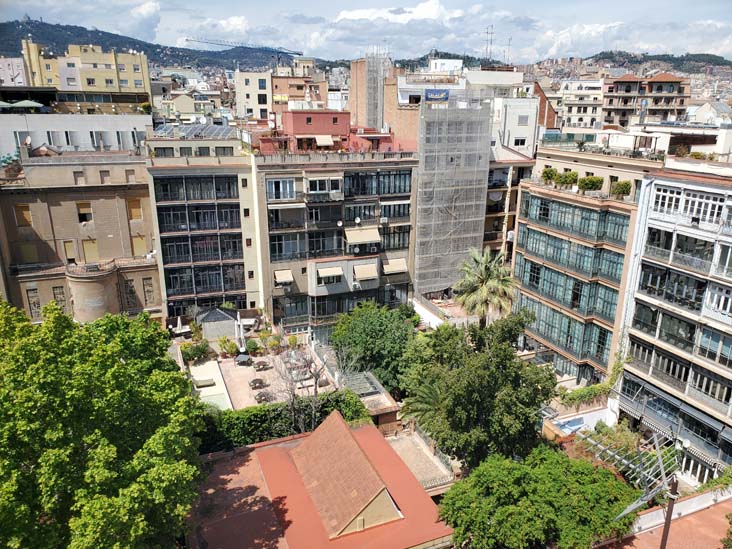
[659,475,679,549]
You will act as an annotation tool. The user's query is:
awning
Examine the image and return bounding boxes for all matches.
[345,227,381,245]
[317,266,343,277]
[380,199,411,206]
[315,135,334,147]
[643,383,682,409]
[382,257,408,274]
[354,263,379,280]
[680,403,724,432]
[274,269,293,284]
[267,202,306,209]
[720,427,732,445]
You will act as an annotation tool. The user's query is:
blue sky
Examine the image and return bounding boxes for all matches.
[1,0,731,62]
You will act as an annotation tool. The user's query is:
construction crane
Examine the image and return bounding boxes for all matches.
[184,37,302,56]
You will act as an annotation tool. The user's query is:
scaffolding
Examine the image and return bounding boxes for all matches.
[414,89,494,295]
[364,48,390,131]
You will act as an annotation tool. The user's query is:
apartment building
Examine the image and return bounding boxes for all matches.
[617,159,732,484]
[0,57,28,86]
[145,125,259,318]
[253,110,416,342]
[514,177,637,385]
[234,70,272,120]
[0,148,161,323]
[21,40,151,96]
[555,79,603,128]
[603,73,690,127]
[0,113,150,156]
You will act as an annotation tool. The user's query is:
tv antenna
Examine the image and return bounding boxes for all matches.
[484,25,494,64]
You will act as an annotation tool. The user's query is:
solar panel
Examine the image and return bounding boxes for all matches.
[344,372,380,397]
[153,124,238,139]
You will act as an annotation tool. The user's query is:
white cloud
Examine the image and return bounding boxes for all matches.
[118,1,160,42]
[335,0,463,24]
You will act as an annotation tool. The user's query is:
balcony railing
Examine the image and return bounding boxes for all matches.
[673,251,712,275]
[256,151,416,164]
[191,252,220,263]
[167,286,194,297]
[266,191,304,202]
[687,385,730,416]
[163,254,191,265]
[659,328,694,352]
[650,368,687,393]
[484,231,501,241]
[304,191,344,203]
[644,245,671,262]
[680,426,720,461]
[269,220,306,231]
[271,250,308,262]
[632,318,657,337]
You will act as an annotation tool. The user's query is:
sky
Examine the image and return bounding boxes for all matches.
[1,0,732,62]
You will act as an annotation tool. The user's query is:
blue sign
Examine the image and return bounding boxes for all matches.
[425,89,450,103]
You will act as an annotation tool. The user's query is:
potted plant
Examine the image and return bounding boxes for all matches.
[577,176,604,195]
[288,334,298,349]
[541,167,558,186]
[611,180,632,199]
[556,171,578,189]
[245,339,260,356]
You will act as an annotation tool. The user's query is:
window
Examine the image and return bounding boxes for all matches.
[124,279,138,309]
[215,146,234,157]
[381,226,410,250]
[134,80,143,88]
[77,202,93,223]
[26,289,41,320]
[333,116,338,124]
[104,63,112,69]
[133,64,140,72]
[91,63,98,69]
[514,138,527,146]
[119,79,128,87]
[66,77,77,86]
[258,78,267,90]
[132,235,147,259]
[197,147,210,157]
[243,208,250,217]
[63,241,76,263]
[14,204,31,227]
[128,198,142,220]
[308,179,329,193]
[246,238,252,247]
[82,239,99,263]
[154,147,174,158]
[179,147,193,157]
[143,278,154,305]
[317,275,342,286]
[259,109,268,119]
[244,78,250,85]
[118,63,126,71]
[257,93,267,105]
[517,115,529,126]
[67,62,75,68]
[306,116,312,125]
[266,178,296,200]
[683,191,725,225]
[86,78,96,86]
[105,78,114,87]
[46,78,53,85]
[53,286,67,313]
[99,170,110,184]
[248,270,254,279]
[124,169,136,184]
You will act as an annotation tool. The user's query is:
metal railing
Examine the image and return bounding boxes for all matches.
[414,423,456,489]
[256,151,416,164]
[687,385,730,416]
[266,191,304,202]
[644,245,671,262]
[673,251,712,275]
[66,259,117,276]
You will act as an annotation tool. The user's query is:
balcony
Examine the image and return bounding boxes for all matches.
[305,191,344,203]
[191,252,220,263]
[485,202,506,214]
[269,220,306,231]
[167,286,194,297]
[673,251,712,276]
[687,385,730,416]
[644,244,671,262]
[266,191,304,203]
[650,368,687,393]
[271,250,308,262]
[632,318,657,337]
[484,231,502,241]
[163,253,191,265]
[659,328,694,352]
[306,219,342,230]
[680,426,720,461]
[256,151,416,165]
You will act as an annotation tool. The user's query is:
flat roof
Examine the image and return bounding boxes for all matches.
[152,124,238,139]
[654,168,732,187]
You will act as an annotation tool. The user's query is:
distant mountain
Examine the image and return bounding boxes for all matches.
[587,50,732,73]
[394,50,504,71]
[0,19,293,70]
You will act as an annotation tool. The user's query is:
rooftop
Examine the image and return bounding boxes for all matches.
[647,72,685,83]
[150,124,239,140]
[190,411,452,549]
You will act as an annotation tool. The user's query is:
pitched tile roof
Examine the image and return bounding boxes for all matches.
[290,411,394,538]
[648,72,684,82]
[613,74,643,82]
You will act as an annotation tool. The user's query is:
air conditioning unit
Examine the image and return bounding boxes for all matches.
[369,246,378,253]
[352,281,361,290]
[379,217,388,224]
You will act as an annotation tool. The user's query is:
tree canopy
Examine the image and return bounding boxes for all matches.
[454,249,514,328]
[330,301,416,392]
[402,311,555,467]
[0,302,203,548]
[440,445,641,549]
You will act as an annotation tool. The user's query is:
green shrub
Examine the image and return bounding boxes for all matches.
[556,171,578,187]
[541,167,558,183]
[218,336,239,357]
[245,339,260,355]
[181,339,209,363]
[198,389,371,452]
[288,334,298,348]
[268,335,282,352]
[578,175,604,191]
[220,301,236,310]
[611,180,632,196]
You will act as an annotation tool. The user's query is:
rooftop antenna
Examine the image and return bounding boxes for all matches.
[484,25,494,64]
[505,36,512,65]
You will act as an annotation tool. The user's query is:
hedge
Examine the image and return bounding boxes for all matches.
[198,389,371,453]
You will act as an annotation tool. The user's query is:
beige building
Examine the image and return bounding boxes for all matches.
[234,71,272,120]
[21,39,152,97]
[0,148,161,323]
[145,124,260,319]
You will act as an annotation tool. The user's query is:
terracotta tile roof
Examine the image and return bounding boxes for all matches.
[613,74,643,82]
[290,412,391,538]
[648,72,684,82]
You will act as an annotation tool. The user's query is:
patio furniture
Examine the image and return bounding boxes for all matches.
[255,390,273,403]
[235,353,251,365]
[254,361,269,371]
[249,378,266,390]
[193,378,216,389]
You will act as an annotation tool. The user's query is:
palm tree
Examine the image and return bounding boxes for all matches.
[453,248,514,328]
[402,378,443,432]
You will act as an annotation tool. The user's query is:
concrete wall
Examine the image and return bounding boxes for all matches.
[282,110,350,136]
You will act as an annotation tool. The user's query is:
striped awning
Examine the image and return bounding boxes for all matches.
[353,263,379,280]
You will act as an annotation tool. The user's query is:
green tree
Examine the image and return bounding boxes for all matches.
[454,248,514,328]
[440,445,640,549]
[330,301,414,393]
[403,312,554,467]
[0,302,203,548]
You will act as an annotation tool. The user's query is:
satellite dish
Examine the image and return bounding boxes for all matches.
[354,216,361,224]
[337,220,343,227]
[353,246,360,254]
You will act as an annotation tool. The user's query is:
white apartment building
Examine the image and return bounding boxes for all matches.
[557,80,603,128]
[0,57,28,86]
